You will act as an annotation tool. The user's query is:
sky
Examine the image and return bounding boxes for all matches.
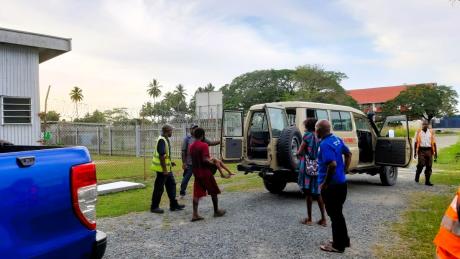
[0,0,459,118]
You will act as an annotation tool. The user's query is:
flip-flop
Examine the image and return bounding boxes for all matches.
[320,244,344,253]
[300,218,313,225]
[317,220,327,227]
[191,216,204,222]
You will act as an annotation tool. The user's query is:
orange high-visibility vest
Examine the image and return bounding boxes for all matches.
[433,187,460,259]
[415,129,436,153]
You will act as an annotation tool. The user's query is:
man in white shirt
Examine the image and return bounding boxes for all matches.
[414,120,437,186]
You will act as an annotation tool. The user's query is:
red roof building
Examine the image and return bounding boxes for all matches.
[347,83,436,113]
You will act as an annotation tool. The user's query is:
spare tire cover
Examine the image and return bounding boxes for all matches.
[276,126,302,171]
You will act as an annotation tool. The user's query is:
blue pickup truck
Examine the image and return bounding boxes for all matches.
[0,142,107,258]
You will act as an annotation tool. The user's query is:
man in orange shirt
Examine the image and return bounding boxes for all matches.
[433,187,460,259]
[414,120,437,186]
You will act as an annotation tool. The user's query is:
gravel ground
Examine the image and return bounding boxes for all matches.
[98,135,457,259]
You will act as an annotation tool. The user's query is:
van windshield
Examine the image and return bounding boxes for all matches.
[267,108,288,137]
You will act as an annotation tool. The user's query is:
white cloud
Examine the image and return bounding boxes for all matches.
[340,0,460,89]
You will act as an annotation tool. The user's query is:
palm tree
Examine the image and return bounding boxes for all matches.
[174,84,187,100]
[147,78,162,105]
[69,86,83,119]
[204,83,215,92]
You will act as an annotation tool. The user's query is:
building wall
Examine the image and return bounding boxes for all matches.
[0,44,40,145]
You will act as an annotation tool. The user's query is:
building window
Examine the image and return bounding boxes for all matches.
[2,97,32,124]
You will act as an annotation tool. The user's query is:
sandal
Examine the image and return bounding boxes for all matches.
[214,209,226,217]
[191,216,204,222]
[317,219,327,227]
[327,240,351,248]
[320,243,344,253]
[300,218,313,225]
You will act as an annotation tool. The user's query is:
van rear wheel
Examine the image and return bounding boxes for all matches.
[379,166,398,186]
[263,179,286,194]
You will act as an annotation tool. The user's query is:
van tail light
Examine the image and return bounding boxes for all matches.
[71,162,97,230]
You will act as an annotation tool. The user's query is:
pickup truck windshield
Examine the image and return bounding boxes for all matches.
[267,108,288,137]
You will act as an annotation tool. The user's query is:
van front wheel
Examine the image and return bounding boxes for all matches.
[379,166,398,186]
[263,179,286,194]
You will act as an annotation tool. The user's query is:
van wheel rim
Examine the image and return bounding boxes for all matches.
[388,167,396,178]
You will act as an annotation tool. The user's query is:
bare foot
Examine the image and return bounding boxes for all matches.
[191,215,204,222]
[300,218,313,225]
[317,219,327,227]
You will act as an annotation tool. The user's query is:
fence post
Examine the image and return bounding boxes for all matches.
[109,127,113,156]
[57,123,61,145]
[75,128,79,145]
[97,127,101,155]
[135,125,140,157]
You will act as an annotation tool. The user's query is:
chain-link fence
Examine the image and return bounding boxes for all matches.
[42,117,222,182]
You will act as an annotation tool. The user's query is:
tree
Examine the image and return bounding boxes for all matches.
[382,85,458,122]
[147,78,162,105]
[221,66,356,110]
[74,110,106,123]
[39,110,60,122]
[221,69,296,110]
[285,65,358,107]
[104,108,130,125]
[69,86,84,119]
[174,84,187,100]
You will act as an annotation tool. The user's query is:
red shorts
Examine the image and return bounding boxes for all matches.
[193,172,221,199]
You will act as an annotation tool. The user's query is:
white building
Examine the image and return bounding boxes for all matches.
[0,28,71,145]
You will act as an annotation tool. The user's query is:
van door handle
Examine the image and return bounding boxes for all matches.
[17,156,35,168]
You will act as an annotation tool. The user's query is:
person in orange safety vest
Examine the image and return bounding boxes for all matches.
[433,187,460,259]
[414,120,437,186]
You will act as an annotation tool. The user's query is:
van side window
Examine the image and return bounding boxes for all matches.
[286,109,296,125]
[354,115,371,131]
[331,111,352,131]
[306,109,329,121]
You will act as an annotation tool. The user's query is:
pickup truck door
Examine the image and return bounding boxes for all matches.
[375,115,412,167]
[221,110,244,162]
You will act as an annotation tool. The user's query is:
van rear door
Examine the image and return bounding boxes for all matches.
[221,110,244,162]
[375,115,412,167]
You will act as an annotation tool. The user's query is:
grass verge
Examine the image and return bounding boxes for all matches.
[96,161,263,217]
[376,140,460,259]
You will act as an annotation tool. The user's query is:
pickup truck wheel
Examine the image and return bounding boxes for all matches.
[379,166,398,186]
[277,126,302,171]
[263,179,286,194]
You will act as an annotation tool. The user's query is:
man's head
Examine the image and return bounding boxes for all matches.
[189,123,198,136]
[161,124,173,138]
[193,127,206,141]
[315,119,331,139]
[422,120,429,131]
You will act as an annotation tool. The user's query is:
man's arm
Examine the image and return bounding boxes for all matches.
[324,160,337,185]
[204,138,221,146]
[157,139,169,175]
[344,152,352,173]
[181,137,188,168]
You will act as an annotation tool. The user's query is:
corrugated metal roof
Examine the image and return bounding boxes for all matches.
[346,83,436,104]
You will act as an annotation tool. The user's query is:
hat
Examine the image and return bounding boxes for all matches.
[189,123,199,129]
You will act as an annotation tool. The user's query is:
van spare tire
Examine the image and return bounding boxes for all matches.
[277,126,302,171]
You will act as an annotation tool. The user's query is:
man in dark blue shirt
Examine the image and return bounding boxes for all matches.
[316,119,352,253]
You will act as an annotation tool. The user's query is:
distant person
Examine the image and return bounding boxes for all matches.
[189,127,229,222]
[150,124,185,214]
[180,124,221,199]
[296,118,327,227]
[316,119,352,253]
[414,119,437,186]
[433,186,460,258]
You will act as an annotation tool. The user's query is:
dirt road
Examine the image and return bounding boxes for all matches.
[99,135,457,259]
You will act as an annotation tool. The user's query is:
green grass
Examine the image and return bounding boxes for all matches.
[376,141,460,259]
[93,154,149,181]
[96,161,263,218]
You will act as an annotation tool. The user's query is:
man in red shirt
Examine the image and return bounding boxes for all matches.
[189,127,228,221]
